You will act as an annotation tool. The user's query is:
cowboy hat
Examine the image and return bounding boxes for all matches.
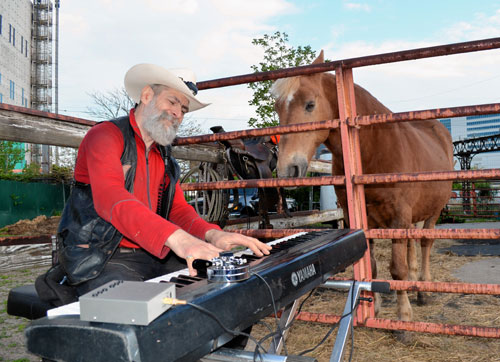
[124,63,209,112]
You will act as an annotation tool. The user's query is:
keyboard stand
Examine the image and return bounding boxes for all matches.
[323,280,391,362]
[268,299,300,354]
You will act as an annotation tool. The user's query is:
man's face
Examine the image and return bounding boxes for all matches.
[141,87,189,146]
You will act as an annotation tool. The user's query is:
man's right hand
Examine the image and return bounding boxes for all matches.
[165,229,223,276]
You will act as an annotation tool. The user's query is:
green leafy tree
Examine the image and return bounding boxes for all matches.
[0,141,24,173]
[248,31,319,128]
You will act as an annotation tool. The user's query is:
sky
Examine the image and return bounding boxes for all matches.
[57,0,500,132]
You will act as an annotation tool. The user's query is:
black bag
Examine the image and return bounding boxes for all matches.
[34,264,78,307]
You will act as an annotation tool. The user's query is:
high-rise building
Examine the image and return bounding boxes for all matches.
[440,114,500,170]
[0,0,55,172]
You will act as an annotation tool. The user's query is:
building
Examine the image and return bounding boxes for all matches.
[440,113,500,170]
[0,1,32,108]
[0,0,55,172]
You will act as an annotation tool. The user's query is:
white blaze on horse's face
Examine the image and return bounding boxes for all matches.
[271,75,331,179]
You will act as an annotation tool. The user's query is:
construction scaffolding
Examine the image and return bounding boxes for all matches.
[31,0,54,172]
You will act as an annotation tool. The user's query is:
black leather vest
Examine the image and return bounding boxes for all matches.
[57,116,180,285]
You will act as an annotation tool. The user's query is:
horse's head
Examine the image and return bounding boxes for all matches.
[271,51,337,179]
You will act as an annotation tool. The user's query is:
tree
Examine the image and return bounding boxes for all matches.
[87,87,203,137]
[0,141,24,173]
[248,31,319,128]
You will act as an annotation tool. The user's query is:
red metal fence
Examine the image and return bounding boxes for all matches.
[176,37,500,338]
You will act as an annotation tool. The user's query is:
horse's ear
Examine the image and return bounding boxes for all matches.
[312,50,324,65]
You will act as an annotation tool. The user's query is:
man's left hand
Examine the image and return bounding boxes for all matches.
[204,229,272,257]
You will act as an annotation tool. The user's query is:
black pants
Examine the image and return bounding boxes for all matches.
[75,248,187,296]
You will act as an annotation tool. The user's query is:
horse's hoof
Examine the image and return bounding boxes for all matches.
[417,292,434,306]
[392,330,414,345]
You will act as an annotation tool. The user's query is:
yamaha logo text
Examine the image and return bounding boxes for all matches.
[291,264,317,287]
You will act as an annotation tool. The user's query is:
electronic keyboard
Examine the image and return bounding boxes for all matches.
[26,229,367,362]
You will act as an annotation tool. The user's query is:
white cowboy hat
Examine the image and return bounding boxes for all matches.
[124,63,209,112]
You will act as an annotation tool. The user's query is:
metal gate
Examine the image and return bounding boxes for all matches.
[177,37,500,338]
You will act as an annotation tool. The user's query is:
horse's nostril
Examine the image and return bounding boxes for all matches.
[291,165,300,178]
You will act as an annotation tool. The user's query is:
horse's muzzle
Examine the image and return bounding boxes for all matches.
[277,156,309,179]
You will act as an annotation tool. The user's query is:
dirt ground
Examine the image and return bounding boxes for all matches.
[0,215,61,237]
[1,217,500,361]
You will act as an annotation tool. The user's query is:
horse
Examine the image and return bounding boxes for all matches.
[271,51,454,342]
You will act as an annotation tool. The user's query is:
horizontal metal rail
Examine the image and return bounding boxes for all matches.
[180,175,346,191]
[354,169,500,184]
[196,37,500,90]
[365,228,500,239]
[233,228,500,240]
[175,103,500,145]
[350,103,500,127]
[180,169,500,191]
[291,313,500,338]
[4,227,497,245]
[330,278,500,295]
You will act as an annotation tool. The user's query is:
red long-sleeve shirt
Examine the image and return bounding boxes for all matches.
[73,109,220,258]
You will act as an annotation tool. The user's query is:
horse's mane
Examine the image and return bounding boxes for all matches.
[270,77,301,105]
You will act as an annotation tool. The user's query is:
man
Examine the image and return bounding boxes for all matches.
[50,64,271,298]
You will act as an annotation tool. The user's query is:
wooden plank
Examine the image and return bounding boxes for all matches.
[0,108,89,148]
[0,107,331,171]
[224,208,343,230]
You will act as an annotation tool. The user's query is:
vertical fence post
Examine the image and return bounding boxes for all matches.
[335,66,374,323]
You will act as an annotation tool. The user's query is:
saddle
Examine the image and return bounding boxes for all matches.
[210,126,290,228]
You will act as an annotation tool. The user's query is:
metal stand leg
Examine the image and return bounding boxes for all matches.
[268,300,300,354]
[322,280,390,362]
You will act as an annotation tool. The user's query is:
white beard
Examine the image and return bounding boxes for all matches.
[142,99,180,146]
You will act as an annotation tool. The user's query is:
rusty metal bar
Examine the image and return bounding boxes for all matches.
[350,103,500,127]
[0,103,95,126]
[331,277,500,295]
[175,103,500,145]
[354,169,500,184]
[373,279,500,295]
[180,175,346,191]
[174,119,339,146]
[196,37,500,90]
[364,318,500,338]
[180,169,498,191]
[365,228,500,239]
[336,66,373,322]
[292,313,500,338]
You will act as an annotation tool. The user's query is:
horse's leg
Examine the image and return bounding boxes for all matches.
[408,221,423,282]
[417,216,438,305]
[389,209,414,343]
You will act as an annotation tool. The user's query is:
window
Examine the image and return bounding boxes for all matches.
[21,36,24,53]
[9,24,11,42]
[9,80,14,100]
[0,93,3,103]
[0,15,2,35]
[0,72,2,85]
[12,27,15,46]
[22,88,24,106]
[25,40,28,57]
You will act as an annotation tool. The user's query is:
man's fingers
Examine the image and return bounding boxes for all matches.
[186,255,197,276]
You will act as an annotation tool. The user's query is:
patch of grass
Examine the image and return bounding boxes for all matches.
[11,359,30,362]
[8,342,18,348]
[17,324,25,333]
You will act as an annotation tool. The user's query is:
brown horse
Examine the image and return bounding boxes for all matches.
[271,51,453,340]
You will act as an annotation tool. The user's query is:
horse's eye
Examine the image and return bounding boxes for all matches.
[305,101,315,112]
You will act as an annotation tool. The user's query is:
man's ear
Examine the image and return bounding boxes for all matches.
[139,85,154,105]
